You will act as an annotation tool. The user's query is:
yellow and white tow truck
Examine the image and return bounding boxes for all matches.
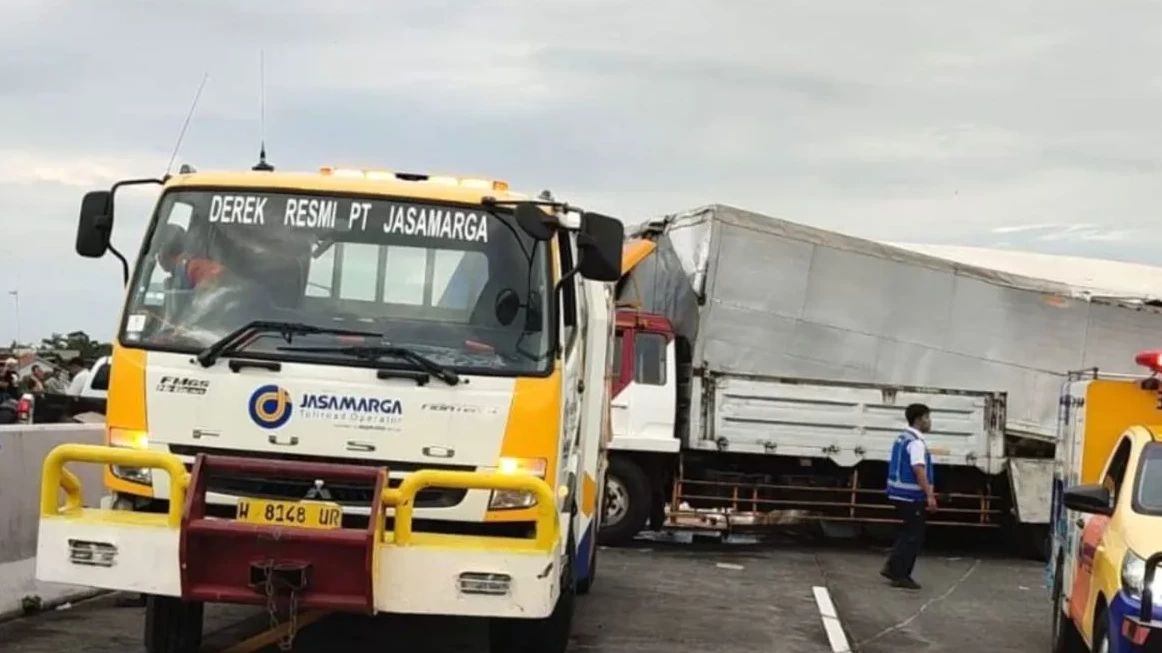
[35,160,623,653]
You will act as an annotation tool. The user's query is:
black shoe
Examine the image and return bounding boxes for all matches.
[879,566,894,581]
[891,577,922,590]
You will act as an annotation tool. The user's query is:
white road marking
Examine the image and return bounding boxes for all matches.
[812,586,852,653]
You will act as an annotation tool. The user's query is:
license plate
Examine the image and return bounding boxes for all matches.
[235,498,343,530]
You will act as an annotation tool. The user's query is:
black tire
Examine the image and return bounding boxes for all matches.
[489,528,576,653]
[576,533,597,595]
[1092,605,1110,653]
[144,595,203,653]
[598,456,650,546]
[1051,555,1085,653]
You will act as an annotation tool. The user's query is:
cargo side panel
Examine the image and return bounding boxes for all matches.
[698,375,1001,474]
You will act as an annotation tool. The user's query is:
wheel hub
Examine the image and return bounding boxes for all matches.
[603,477,629,526]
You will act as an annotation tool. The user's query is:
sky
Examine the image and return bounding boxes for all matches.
[4,0,1162,344]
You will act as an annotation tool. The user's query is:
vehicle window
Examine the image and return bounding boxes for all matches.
[90,362,110,391]
[135,203,194,312]
[558,231,578,352]
[1135,442,1162,514]
[1104,437,1134,503]
[121,190,553,375]
[634,332,666,385]
[339,243,380,302]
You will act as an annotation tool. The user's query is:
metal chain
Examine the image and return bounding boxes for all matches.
[255,559,302,651]
[262,562,280,632]
[279,590,299,651]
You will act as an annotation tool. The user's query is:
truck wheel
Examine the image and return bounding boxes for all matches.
[488,530,576,653]
[1051,555,1084,653]
[144,595,203,653]
[598,456,650,546]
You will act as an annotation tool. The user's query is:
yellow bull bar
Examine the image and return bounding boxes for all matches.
[40,444,560,550]
[40,444,190,527]
[381,470,559,550]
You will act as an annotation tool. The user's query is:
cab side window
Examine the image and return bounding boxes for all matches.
[634,333,666,386]
[1103,437,1133,506]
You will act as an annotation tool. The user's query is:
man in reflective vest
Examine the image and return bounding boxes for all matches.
[881,403,936,590]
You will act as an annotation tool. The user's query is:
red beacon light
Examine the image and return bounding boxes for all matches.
[1136,350,1162,374]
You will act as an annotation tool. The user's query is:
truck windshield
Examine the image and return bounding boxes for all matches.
[121,189,552,375]
[1135,442,1162,514]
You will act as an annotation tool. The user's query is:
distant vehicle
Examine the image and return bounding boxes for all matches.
[604,204,1162,559]
[11,357,110,424]
[78,356,110,400]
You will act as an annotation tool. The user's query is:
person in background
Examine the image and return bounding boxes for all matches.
[66,359,91,396]
[44,367,69,394]
[1,358,19,400]
[21,364,45,395]
[881,403,937,590]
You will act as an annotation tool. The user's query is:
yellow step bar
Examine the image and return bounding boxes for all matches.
[40,444,559,550]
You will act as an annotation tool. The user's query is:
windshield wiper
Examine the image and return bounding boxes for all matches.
[196,320,381,368]
[276,344,461,386]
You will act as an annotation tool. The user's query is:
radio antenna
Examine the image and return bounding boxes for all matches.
[165,72,209,177]
[252,49,274,172]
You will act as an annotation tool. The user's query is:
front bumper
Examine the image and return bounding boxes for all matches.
[35,444,562,619]
[1111,590,1162,653]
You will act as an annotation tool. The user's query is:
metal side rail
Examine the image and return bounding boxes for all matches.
[35,444,563,622]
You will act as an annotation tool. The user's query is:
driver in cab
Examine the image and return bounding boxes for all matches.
[155,224,225,291]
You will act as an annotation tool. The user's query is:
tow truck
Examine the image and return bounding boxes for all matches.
[1049,351,1162,652]
[35,160,623,653]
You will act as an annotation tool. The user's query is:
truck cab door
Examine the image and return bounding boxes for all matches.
[610,328,674,444]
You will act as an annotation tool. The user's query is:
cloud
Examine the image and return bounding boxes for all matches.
[0,150,160,187]
[4,0,1162,344]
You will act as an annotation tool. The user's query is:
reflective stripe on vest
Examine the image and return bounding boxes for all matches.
[886,431,934,502]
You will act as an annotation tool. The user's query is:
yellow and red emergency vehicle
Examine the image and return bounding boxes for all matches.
[1050,351,1162,652]
[34,161,623,653]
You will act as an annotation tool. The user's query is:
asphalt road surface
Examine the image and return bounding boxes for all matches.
[1,537,1051,653]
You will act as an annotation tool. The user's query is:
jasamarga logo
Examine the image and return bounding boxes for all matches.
[299,393,403,430]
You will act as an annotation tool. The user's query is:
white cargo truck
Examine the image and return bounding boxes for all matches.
[600,204,1162,558]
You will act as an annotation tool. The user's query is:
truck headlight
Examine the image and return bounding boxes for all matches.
[488,457,546,510]
[108,428,152,486]
[1122,550,1158,598]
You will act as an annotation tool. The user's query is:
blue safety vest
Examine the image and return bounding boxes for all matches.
[886,430,935,502]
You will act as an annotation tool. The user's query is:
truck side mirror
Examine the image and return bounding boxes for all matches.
[77,190,114,258]
[576,212,624,282]
[1063,483,1114,516]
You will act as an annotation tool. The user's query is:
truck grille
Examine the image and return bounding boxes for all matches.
[169,445,471,509]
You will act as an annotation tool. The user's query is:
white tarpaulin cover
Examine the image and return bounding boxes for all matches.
[619,205,1162,441]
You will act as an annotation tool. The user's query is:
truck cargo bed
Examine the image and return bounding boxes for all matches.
[695,373,1004,474]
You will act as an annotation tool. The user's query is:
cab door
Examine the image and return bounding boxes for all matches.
[556,232,585,511]
[1069,435,1132,629]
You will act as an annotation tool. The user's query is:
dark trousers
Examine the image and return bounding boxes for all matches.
[885,500,926,580]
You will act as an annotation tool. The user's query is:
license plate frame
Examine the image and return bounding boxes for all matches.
[235,497,343,530]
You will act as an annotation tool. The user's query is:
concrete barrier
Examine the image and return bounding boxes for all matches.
[0,423,105,618]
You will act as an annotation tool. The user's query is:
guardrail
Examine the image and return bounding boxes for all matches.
[0,423,105,618]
